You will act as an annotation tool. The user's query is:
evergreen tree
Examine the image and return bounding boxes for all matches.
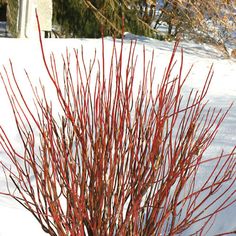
[53,0,159,38]
[1,0,18,37]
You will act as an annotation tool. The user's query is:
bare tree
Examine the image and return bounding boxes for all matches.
[155,0,236,56]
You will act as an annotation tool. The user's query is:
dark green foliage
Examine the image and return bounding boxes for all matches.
[53,0,158,38]
[0,0,7,6]
[53,1,97,37]
[4,0,18,37]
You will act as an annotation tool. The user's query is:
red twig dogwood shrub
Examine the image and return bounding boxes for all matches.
[0,21,235,236]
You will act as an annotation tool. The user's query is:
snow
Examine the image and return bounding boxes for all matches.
[0,35,235,235]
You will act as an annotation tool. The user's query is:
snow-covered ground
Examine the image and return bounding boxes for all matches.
[0,35,235,235]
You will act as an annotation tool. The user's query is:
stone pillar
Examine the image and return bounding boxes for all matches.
[18,0,52,38]
[25,0,37,38]
[18,0,28,37]
[37,0,53,32]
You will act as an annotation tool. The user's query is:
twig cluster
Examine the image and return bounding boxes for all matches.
[0,15,235,236]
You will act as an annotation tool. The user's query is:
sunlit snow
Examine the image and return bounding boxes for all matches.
[0,35,235,235]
